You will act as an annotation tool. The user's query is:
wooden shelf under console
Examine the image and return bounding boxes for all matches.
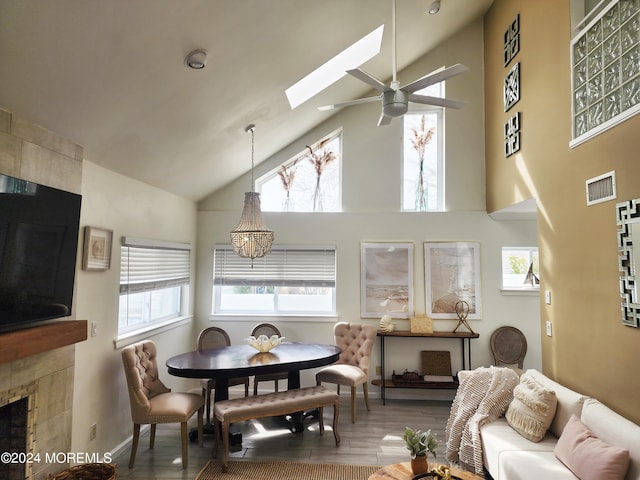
[0,320,88,364]
[371,378,459,390]
[374,329,479,404]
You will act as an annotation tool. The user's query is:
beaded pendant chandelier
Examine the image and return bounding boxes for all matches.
[230,124,274,264]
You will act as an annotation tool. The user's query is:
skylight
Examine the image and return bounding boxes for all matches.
[285,25,384,109]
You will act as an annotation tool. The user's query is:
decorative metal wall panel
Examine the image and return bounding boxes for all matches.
[504,62,520,112]
[616,198,640,327]
[504,14,520,66]
[504,112,521,157]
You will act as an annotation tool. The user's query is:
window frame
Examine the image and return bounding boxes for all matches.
[402,108,445,212]
[212,244,337,316]
[570,0,640,148]
[117,236,192,340]
[256,129,343,213]
[501,246,540,295]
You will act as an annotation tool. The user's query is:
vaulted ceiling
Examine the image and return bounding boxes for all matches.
[0,0,494,201]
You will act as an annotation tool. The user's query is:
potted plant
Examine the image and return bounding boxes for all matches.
[403,426,438,475]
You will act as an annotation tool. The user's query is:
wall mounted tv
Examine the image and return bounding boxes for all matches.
[0,174,82,332]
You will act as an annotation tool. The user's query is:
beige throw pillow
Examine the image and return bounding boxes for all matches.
[505,370,558,442]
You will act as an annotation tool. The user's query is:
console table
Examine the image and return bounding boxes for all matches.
[372,330,479,404]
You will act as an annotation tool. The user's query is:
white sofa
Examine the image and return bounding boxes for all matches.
[457,369,640,480]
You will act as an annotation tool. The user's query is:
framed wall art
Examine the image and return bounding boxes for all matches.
[82,226,113,271]
[424,241,482,319]
[360,242,414,318]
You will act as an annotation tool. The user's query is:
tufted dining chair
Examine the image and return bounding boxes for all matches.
[251,323,288,395]
[490,325,527,370]
[315,322,377,423]
[121,340,203,469]
[198,327,250,424]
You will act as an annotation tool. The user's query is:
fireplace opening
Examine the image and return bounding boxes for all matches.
[0,396,28,480]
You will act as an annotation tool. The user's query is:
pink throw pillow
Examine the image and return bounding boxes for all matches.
[554,414,630,480]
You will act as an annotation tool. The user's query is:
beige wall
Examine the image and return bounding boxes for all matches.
[484,0,640,424]
[72,160,198,457]
[1,105,200,463]
[197,19,542,397]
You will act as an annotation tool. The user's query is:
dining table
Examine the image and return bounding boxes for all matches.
[166,342,341,440]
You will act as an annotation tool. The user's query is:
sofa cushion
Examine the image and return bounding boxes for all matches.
[525,369,589,437]
[581,398,640,480]
[506,370,558,442]
[481,417,558,478]
[555,414,630,480]
[499,451,579,480]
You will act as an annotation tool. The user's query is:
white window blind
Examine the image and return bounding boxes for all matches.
[120,237,191,294]
[213,245,336,287]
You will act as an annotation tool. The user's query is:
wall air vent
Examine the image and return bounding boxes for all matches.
[586,170,616,206]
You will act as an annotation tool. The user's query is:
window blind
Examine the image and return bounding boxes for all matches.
[213,245,336,287]
[120,237,191,294]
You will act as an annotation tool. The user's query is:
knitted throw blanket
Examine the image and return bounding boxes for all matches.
[445,366,519,474]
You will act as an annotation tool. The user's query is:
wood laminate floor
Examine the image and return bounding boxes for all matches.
[112,396,453,479]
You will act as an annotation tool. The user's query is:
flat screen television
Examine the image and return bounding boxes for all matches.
[0,173,82,332]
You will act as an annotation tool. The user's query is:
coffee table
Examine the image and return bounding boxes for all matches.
[368,461,484,480]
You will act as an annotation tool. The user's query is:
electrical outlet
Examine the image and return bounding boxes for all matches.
[90,423,97,440]
[546,321,552,337]
[375,365,381,375]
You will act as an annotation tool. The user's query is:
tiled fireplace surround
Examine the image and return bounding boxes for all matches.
[0,347,75,480]
[1,107,84,480]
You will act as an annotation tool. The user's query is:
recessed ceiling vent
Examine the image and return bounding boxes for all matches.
[586,170,616,206]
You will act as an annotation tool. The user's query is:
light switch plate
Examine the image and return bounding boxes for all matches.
[546,321,552,337]
[545,290,551,305]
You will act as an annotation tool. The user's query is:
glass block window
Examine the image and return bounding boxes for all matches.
[571,0,640,146]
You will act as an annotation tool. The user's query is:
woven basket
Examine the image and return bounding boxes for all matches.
[410,314,433,333]
[47,464,116,480]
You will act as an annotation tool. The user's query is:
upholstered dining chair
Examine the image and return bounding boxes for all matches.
[490,325,527,369]
[121,340,203,469]
[198,327,250,424]
[251,323,288,395]
[315,322,377,423]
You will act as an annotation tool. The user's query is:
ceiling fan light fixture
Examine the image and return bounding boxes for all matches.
[184,49,207,69]
[382,89,408,117]
[428,0,441,14]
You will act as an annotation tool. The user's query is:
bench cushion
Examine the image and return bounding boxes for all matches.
[214,385,338,422]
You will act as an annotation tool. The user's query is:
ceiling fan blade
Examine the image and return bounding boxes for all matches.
[408,93,466,109]
[402,63,470,94]
[347,68,387,92]
[377,113,393,126]
[318,95,381,111]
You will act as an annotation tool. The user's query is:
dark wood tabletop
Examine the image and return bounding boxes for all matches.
[166,342,341,402]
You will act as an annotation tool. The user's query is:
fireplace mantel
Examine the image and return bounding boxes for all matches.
[0,320,87,364]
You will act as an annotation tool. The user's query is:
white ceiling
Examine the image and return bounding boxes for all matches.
[0,0,494,201]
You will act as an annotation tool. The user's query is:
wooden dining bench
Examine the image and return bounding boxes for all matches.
[213,385,340,471]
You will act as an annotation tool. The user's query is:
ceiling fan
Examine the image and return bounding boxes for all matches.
[318,0,469,126]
